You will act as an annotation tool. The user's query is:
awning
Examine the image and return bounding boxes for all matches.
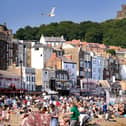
[27,91,42,95]
[0,88,25,93]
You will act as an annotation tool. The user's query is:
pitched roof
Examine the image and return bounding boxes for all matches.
[66,40,81,45]
[62,43,75,49]
[109,46,121,51]
[116,48,126,53]
[44,36,65,42]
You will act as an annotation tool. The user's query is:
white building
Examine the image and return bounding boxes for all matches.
[31,42,53,69]
[24,67,36,91]
[40,34,65,47]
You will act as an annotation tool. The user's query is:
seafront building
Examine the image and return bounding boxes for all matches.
[0,24,16,70]
[0,24,126,96]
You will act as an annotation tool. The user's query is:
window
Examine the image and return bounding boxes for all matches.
[32,76,34,82]
[93,59,96,64]
[61,74,64,79]
[80,61,84,67]
[35,48,39,50]
[59,74,62,80]
[27,76,29,81]
[72,64,74,68]
[85,61,89,68]
[64,75,67,80]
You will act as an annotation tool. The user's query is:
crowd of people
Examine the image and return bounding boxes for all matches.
[0,93,125,126]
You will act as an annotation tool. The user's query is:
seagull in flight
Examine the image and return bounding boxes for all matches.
[48,7,56,17]
[41,7,56,17]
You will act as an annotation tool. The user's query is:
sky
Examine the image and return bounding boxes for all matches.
[0,0,126,33]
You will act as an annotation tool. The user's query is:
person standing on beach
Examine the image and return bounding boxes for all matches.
[69,101,80,126]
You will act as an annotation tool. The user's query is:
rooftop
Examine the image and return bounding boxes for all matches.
[44,36,65,42]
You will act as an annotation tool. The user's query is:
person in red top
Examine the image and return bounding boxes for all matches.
[56,101,61,107]
[23,99,27,106]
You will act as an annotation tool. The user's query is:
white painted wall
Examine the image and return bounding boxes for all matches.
[31,46,44,69]
[31,42,53,69]
[40,35,46,44]
[120,65,126,80]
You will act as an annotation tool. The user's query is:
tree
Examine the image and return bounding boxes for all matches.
[106,49,116,56]
[85,30,103,43]
[14,28,25,40]
[14,18,126,48]
[14,26,39,40]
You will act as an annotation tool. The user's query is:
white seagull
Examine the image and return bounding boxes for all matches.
[41,7,56,17]
[48,7,56,17]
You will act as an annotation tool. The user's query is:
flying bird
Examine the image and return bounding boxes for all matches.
[41,7,56,17]
[48,7,56,17]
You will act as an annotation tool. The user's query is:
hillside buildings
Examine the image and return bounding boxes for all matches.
[0,24,126,95]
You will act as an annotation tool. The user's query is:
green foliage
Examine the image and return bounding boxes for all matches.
[15,18,126,47]
[14,26,39,40]
[106,49,116,56]
[85,30,103,43]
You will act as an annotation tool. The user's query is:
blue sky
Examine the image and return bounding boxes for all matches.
[0,0,126,33]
